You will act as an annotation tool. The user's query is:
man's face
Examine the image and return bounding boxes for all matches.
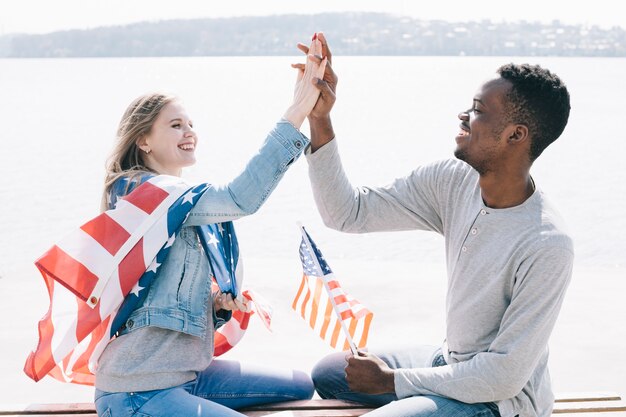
[454,78,513,175]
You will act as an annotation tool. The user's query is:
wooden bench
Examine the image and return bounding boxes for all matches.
[1,392,624,416]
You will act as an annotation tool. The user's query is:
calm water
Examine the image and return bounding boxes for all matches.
[0,57,625,402]
[0,56,624,274]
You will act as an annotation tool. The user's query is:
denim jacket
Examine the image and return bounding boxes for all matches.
[116,120,309,339]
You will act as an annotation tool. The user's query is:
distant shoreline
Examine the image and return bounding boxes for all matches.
[1,13,624,58]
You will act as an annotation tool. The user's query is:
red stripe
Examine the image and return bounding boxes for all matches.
[80,213,130,256]
[75,294,105,342]
[329,320,342,348]
[333,294,348,305]
[327,280,340,290]
[340,309,354,320]
[123,181,169,214]
[35,246,98,302]
[23,272,58,382]
[299,281,312,319]
[357,313,373,348]
[309,278,324,328]
[70,316,110,377]
[117,239,146,296]
[213,334,234,356]
[319,302,334,339]
[292,274,307,310]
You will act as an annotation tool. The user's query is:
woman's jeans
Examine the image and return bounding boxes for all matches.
[312,345,501,417]
[94,359,314,417]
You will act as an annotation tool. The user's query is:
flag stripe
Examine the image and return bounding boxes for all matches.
[80,213,130,256]
[292,274,307,310]
[123,181,169,214]
[35,246,99,302]
[319,299,334,340]
[309,278,324,329]
[117,239,146,296]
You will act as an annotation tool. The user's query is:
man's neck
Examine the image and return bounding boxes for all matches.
[479,171,535,209]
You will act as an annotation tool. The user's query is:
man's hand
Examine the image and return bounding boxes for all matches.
[294,32,337,120]
[345,351,396,395]
[292,32,337,151]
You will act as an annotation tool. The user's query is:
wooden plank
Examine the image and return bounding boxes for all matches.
[556,393,622,403]
[0,403,94,415]
[555,414,626,417]
[553,400,626,414]
[2,412,98,417]
[242,400,369,411]
[2,395,625,416]
[241,410,372,417]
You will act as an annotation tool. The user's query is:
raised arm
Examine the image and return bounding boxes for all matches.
[293,32,337,151]
[186,35,327,226]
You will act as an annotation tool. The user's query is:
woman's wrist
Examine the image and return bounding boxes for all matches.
[283,105,306,129]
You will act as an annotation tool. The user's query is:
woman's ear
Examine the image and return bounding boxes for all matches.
[136,135,151,154]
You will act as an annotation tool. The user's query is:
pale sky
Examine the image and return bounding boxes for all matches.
[1,0,624,35]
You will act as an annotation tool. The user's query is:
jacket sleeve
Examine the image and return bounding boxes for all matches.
[184,120,309,226]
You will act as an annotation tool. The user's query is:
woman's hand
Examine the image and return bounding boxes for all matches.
[283,33,328,129]
[292,32,337,151]
[213,291,250,313]
[293,32,337,121]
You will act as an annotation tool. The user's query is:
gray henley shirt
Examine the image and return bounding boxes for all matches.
[306,140,573,417]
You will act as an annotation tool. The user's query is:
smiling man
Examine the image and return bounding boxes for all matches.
[303,34,573,417]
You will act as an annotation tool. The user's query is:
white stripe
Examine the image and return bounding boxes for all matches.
[216,317,245,346]
[353,315,367,347]
[302,281,315,323]
[312,288,331,336]
[88,313,116,374]
[87,182,191,307]
[65,332,91,378]
[97,269,124,317]
[142,214,169,267]
[56,229,114,280]
[50,282,79,364]
[106,199,148,233]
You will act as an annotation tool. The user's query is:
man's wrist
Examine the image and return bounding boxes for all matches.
[309,115,335,152]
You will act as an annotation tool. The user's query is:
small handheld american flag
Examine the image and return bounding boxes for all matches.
[292,224,374,355]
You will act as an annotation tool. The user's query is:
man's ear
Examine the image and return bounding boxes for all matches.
[508,124,529,143]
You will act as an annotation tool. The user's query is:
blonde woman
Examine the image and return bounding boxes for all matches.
[94,36,327,417]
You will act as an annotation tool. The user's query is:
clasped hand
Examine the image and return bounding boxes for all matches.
[212,291,250,313]
[292,32,338,121]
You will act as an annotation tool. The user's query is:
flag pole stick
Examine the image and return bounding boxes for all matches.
[298,224,358,356]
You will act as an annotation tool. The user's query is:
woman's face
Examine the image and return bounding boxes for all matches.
[140,101,197,176]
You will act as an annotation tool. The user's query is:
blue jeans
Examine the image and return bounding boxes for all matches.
[312,345,501,417]
[94,359,314,416]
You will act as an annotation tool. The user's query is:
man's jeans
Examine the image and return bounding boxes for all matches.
[94,359,314,417]
[312,345,501,417]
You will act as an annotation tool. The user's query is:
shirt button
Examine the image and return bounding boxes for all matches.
[471,228,477,235]
[462,246,467,252]
[294,140,303,149]
[127,319,134,329]
[480,209,487,215]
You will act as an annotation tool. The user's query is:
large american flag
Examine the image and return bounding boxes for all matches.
[292,226,373,353]
[24,176,268,385]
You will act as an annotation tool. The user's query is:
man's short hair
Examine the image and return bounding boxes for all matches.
[497,63,571,161]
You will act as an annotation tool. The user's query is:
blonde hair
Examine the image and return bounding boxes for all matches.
[101,93,177,211]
